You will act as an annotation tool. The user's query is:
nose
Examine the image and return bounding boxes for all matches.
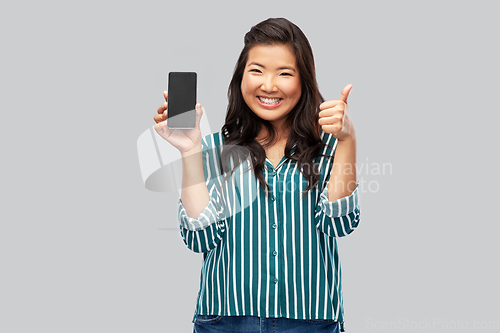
[260,75,278,93]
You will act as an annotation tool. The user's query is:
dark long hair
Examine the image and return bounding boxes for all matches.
[220,18,332,196]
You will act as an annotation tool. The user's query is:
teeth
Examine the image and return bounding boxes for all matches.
[258,97,281,104]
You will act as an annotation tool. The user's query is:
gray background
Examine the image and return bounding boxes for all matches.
[2,0,499,332]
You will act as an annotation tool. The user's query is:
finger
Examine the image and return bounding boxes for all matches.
[195,103,203,128]
[321,124,341,134]
[154,113,166,123]
[157,91,168,116]
[318,108,334,118]
[157,102,167,113]
[154,92,169,123]
[319,100,342,111]
[339,84,353,103]
[318,103,345,118]
[318,113,343,126]
[154,103,168,123]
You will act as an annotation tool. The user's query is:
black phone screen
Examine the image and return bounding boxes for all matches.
[167,72,197,129]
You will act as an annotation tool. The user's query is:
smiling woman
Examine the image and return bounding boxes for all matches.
[241,44,302,130]
[153,17,360,333]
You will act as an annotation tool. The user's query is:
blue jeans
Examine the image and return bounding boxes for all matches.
[193,315,340,333]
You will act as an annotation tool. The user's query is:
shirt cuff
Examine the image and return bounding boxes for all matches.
[178,198,223,232]
[319,183,359,218]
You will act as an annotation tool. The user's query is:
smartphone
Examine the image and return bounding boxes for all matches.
[167,72,197,129]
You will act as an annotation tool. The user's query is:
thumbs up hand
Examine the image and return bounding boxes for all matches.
[318,84,355,141]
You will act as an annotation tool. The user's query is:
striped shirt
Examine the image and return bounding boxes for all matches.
[178,131,360,332]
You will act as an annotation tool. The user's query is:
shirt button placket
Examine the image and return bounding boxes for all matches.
[275,167,285,314]
[269,168,279,288]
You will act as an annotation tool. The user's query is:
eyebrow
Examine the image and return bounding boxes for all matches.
[247,62,296,72]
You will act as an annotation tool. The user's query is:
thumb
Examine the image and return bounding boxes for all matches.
[195,103,204,129]
[339,84,353,104]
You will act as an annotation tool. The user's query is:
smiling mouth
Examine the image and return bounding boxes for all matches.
[257,96,283,105]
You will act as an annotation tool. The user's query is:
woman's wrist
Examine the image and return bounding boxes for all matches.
[337,129,356,144]
[180,144,203,158]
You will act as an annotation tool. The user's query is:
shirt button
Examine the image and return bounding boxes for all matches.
[274,278,278,283]
[271,195,275,201]
[272,224,277,229]
[272,250,278,256]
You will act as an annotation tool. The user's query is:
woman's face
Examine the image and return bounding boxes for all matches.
[241,44,301,131]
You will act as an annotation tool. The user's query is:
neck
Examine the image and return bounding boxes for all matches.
[257,124,289,146]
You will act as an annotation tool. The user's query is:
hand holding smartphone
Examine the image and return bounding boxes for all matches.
[154,72,204,155]
[166,72,197,129]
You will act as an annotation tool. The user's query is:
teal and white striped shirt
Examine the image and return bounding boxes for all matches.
[178,131,360,332]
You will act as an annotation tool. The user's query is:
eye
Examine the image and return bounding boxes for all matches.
[250,69,262,73]
[280,72,293,76]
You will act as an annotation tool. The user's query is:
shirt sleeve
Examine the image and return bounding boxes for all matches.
[178,136,227,253]
[314,183,361,237]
